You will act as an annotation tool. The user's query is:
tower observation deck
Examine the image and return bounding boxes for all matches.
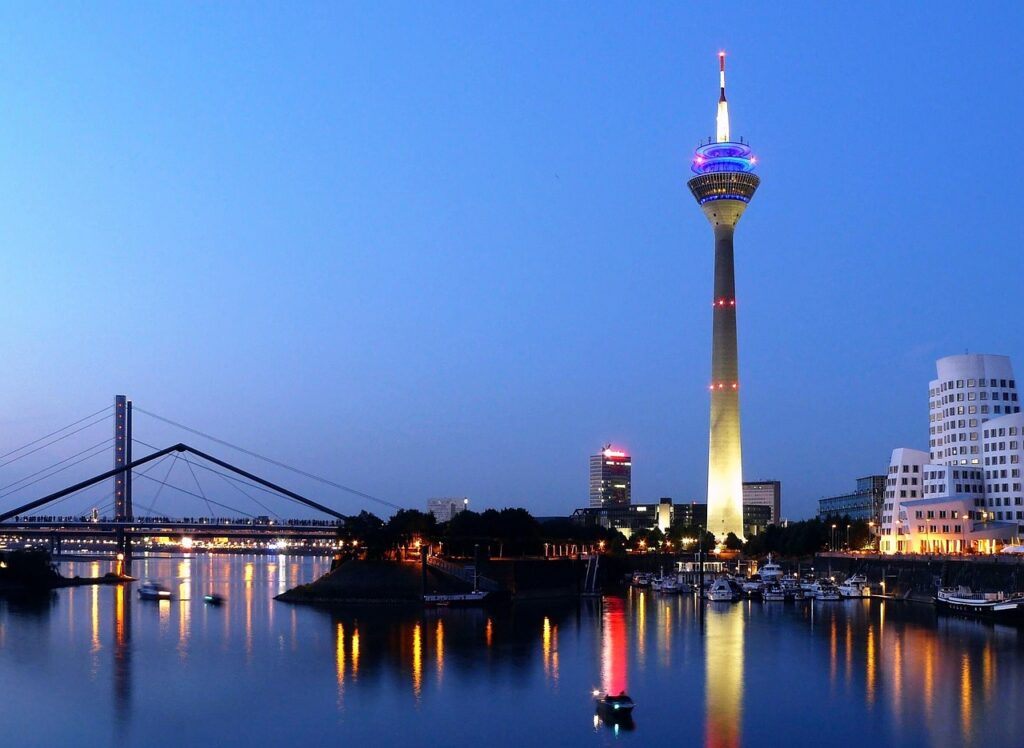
[687,52,760,542]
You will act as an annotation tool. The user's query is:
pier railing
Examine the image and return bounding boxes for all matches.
[426,554,501,592]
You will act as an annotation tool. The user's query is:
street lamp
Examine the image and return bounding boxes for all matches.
[831,523,837,551]
[846,524,851,551]
[868,521,876,553]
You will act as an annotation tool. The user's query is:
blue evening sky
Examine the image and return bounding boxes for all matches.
[0,3,1021,520]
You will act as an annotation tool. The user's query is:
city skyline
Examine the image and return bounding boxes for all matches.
[2,5,1023,520]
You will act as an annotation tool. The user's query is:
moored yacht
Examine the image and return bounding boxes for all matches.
[838,573,871,598]
[936,587,1024,622]
[659,576,680,593]
[706,577,741,602]
[758,554,784,583]
[762,583,786,602]
[811,581,841,601]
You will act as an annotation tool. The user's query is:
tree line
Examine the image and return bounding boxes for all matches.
[341,507,872,560]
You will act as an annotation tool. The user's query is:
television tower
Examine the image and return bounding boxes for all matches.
[687,52,760,542]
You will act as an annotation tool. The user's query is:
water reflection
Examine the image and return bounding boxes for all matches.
[411,621,423,699]
[704,604,743,748]
[601,596,627,697]
[0,557,1021,747]
[112,583,131,721]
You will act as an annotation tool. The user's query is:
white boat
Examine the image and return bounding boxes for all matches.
[780,576,805,601]
[632,572,651,587]
[741,574,763,594]
[758,554,784,583]
[811,581,841,601]
[659,576,680,593]
[138,581,172,601]
[423,590,489,606]
[936,587,1024,622]
[706,577,741,602]
[762,583,786,602]
[838,573,871,598]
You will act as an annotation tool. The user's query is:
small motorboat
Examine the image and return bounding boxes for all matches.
[204,593,226,605]
[138,581,172,601]
[762,583,786,602]
[594,690,635,719]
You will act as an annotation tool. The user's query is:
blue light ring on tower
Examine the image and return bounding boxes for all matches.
[691,140,756,176]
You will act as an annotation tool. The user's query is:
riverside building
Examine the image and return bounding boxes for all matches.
[572,499,705,539]
[427,498,468,523]
[879,354,1022,554]
[742,480,781,525]
[589,445,631,508]
[817,476,886,524]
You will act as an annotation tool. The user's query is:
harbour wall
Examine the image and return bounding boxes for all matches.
[815,553,1024,600]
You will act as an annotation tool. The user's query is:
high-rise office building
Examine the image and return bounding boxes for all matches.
[589,445,631,508]
[742,480,781,525]
[688,52,760,541]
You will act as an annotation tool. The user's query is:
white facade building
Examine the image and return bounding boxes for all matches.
[982,412,1024,525]
[880,354,1021,554]
[929,354,1018,465]
[427,497,468,523]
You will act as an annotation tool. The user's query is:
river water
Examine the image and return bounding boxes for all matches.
[0,554,1021,747]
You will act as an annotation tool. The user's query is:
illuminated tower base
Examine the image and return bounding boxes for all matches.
[687,52,759,542]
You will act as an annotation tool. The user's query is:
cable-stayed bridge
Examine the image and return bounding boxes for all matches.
[0,396,398,570]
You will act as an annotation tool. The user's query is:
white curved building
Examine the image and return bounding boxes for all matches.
[880,354,1022,554]
[982,411,1024,524]
[929,354,1019,465]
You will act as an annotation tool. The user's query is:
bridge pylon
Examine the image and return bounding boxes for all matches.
[114,395,133,573]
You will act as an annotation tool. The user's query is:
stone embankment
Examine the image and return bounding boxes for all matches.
[277,556,590,605]
[816,553,1024,602]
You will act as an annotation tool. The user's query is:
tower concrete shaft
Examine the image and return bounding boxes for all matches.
[687,53,759,542]
[703,201,747,541]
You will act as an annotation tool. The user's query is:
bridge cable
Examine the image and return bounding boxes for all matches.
[134,408,401,511]
[134,438,286,518]
[211,469,282,520]
[0,412,111,471]
[133,472,256,518]
[72,455,172,518]
[0,438,112,495]
[182,456,216,519]
[0,405,108,462]
[141,454,179,518]
[1,440,114,504]
[183,455,282,520]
